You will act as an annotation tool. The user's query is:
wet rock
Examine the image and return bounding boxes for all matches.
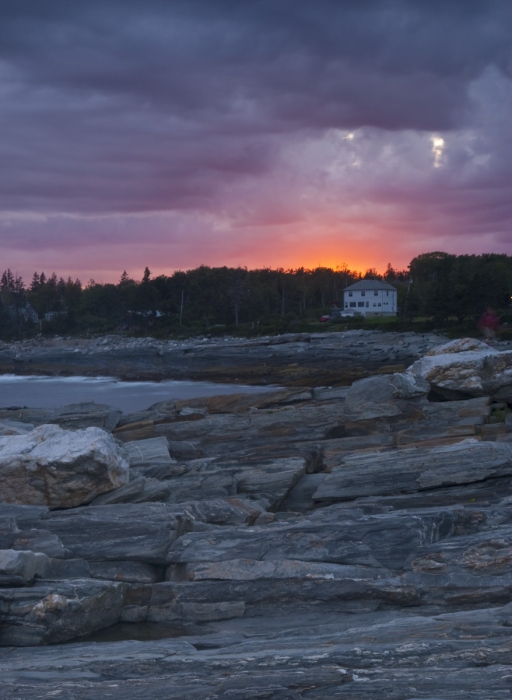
[0,424,129,508]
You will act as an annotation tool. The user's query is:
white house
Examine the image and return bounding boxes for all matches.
[8,303,39,323]
[343,280,397,317]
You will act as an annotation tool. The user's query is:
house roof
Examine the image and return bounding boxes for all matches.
[344,280,397,292]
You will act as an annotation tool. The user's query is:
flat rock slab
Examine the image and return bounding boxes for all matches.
[2,607,512,697]
[36,503,193,564]
[0,424,129,508]
[166,505,483,571]
[313,439,512,502]
[0,402,121,431]
[123,437,174,467]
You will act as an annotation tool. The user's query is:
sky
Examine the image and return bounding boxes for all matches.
[1,0,512,282]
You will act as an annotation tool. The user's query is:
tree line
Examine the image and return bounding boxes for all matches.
[405,252,512,322]
[0,252,510,339]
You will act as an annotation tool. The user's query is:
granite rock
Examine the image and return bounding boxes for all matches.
[2,331,512,696]
[0,424,129,508]
[409,337,512,400]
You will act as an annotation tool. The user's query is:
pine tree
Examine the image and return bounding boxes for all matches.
[1,269,14,291]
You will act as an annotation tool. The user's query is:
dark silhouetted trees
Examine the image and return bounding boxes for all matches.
[0,254,511,340]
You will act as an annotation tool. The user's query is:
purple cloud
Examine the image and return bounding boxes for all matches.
[0,1,511,278]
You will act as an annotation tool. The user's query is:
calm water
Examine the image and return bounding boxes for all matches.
[0,375,276,414]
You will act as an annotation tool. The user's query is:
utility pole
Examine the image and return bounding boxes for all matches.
[404,277,413,318]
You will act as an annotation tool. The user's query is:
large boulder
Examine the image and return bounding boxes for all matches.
[345,372,430,407]
[341,372,430,422]
[0,549,49,586]
[0,424,129,508]
[407,338,512,400]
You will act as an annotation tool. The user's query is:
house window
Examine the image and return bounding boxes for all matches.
[374,291,378,296]
[350,302,356,307]
[373,303,376,307]
[357,301,365,307]
[386,291,389,296]
[361,292,365,297]
[345,303,348,308]
[378,303,381,307]
[348,292,353,297]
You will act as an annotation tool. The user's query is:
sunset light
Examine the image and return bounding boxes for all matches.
[0,3,510,280]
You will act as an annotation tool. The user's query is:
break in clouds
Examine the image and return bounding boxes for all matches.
[1,0,512,277]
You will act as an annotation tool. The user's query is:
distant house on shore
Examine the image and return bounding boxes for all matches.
[8,303,39,323]
[343,280,397,317]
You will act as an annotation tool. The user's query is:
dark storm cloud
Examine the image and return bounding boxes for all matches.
[1,0,512,279]
[0,0,511,216]
[6,2,512,124]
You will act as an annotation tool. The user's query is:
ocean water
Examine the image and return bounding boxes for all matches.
[0,375,276,414]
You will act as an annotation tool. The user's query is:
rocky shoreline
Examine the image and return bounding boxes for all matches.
[2,334,512,698]
[0,329,457,385]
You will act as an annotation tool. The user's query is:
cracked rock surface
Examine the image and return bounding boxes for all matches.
[2,336,512,698]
